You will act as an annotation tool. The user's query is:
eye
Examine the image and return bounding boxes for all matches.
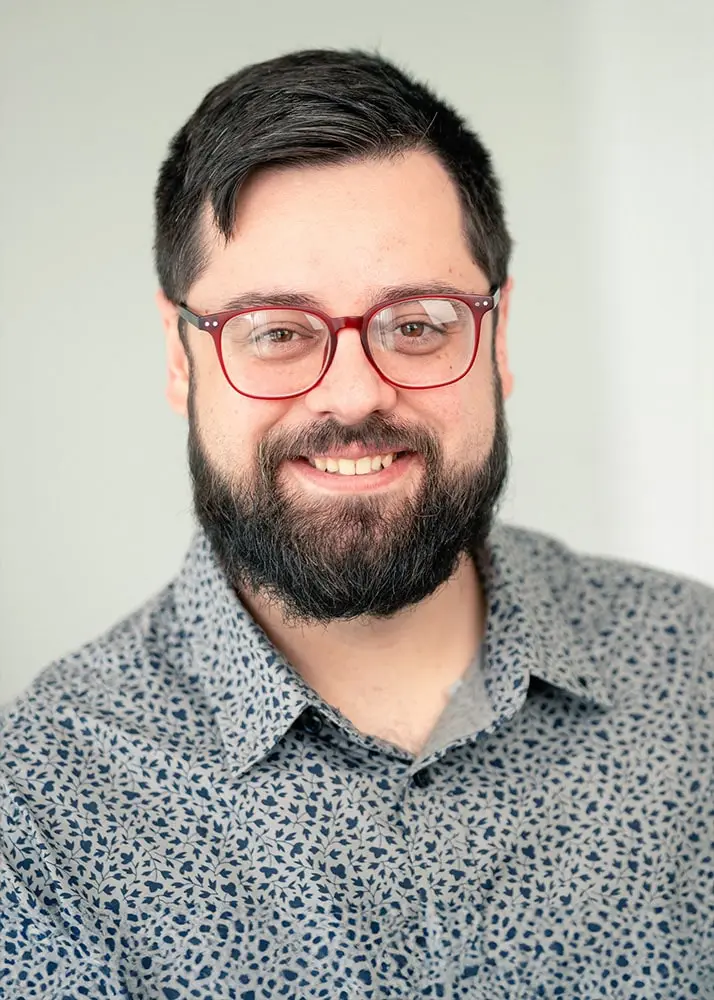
[249,323,317,347]
[247,321,325,361]
[261,327,298,343]
[397,321,433,338]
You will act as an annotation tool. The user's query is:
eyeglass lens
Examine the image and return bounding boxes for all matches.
[219,297,478,397]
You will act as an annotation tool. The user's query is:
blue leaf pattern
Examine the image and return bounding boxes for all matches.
[1,525,713,997]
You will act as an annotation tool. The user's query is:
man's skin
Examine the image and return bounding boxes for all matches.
[157,150,514,755]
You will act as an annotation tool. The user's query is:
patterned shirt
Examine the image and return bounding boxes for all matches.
[1,524,713,1000]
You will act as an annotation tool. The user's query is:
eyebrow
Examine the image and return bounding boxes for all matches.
[213,281,483,315]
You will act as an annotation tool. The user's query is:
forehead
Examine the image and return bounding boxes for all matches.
[190,150,486,313]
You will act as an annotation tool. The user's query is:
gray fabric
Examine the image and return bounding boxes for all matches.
[419,649,494,762]
[1,523,713,998]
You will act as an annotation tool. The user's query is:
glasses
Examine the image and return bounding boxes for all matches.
[177,288,500,400]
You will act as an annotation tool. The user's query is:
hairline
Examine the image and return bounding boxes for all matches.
[176,145,496,311]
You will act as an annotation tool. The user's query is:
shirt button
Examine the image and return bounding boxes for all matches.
[302,708,323,736]
[412,768,432,789]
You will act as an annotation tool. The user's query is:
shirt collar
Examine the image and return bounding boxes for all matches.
[480,524,613,713]
[174,524,612,774]
[174,529,316,776]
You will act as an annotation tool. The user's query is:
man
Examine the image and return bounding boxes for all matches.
[1,48,712,999]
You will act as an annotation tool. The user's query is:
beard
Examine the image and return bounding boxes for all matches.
[187,374,509,624]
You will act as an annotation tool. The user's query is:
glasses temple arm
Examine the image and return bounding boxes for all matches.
[177,304,202,329]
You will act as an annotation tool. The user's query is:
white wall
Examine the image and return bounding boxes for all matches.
[1,0,712,704]
[575,0,714,584]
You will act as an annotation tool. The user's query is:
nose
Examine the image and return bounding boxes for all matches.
[302,327,398,423]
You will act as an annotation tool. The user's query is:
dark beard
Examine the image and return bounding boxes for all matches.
[187,378,509,623]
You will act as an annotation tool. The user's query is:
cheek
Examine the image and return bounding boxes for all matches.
[191,361,290,471]
[438,359,498,463]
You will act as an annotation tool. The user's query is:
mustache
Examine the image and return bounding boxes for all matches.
[257,414,441,474]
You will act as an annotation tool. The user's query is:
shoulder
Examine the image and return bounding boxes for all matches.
[493,521,714,622]
[491,523,714,704]
[0,581,187,755]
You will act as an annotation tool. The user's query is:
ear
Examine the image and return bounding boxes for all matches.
[493,276,514,399]
[156,289,190,418]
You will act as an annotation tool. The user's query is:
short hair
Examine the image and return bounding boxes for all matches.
[154,48,512,308]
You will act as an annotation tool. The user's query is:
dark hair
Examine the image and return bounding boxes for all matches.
[154,49,512,310]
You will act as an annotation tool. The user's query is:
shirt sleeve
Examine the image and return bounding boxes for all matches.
[0,774,128,999]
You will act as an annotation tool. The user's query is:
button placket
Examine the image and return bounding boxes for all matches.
[400,764,454,992]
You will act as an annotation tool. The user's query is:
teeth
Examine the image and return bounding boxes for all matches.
[309,453,398,475]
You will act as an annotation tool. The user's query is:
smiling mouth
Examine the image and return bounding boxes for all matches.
[300,451,410,476]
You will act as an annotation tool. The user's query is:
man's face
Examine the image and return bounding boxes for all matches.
[159,150,513,622]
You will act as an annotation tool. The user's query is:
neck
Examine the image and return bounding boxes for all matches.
[240,555,485,754]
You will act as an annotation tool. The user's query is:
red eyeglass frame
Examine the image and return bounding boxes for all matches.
[177,287,501,401]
